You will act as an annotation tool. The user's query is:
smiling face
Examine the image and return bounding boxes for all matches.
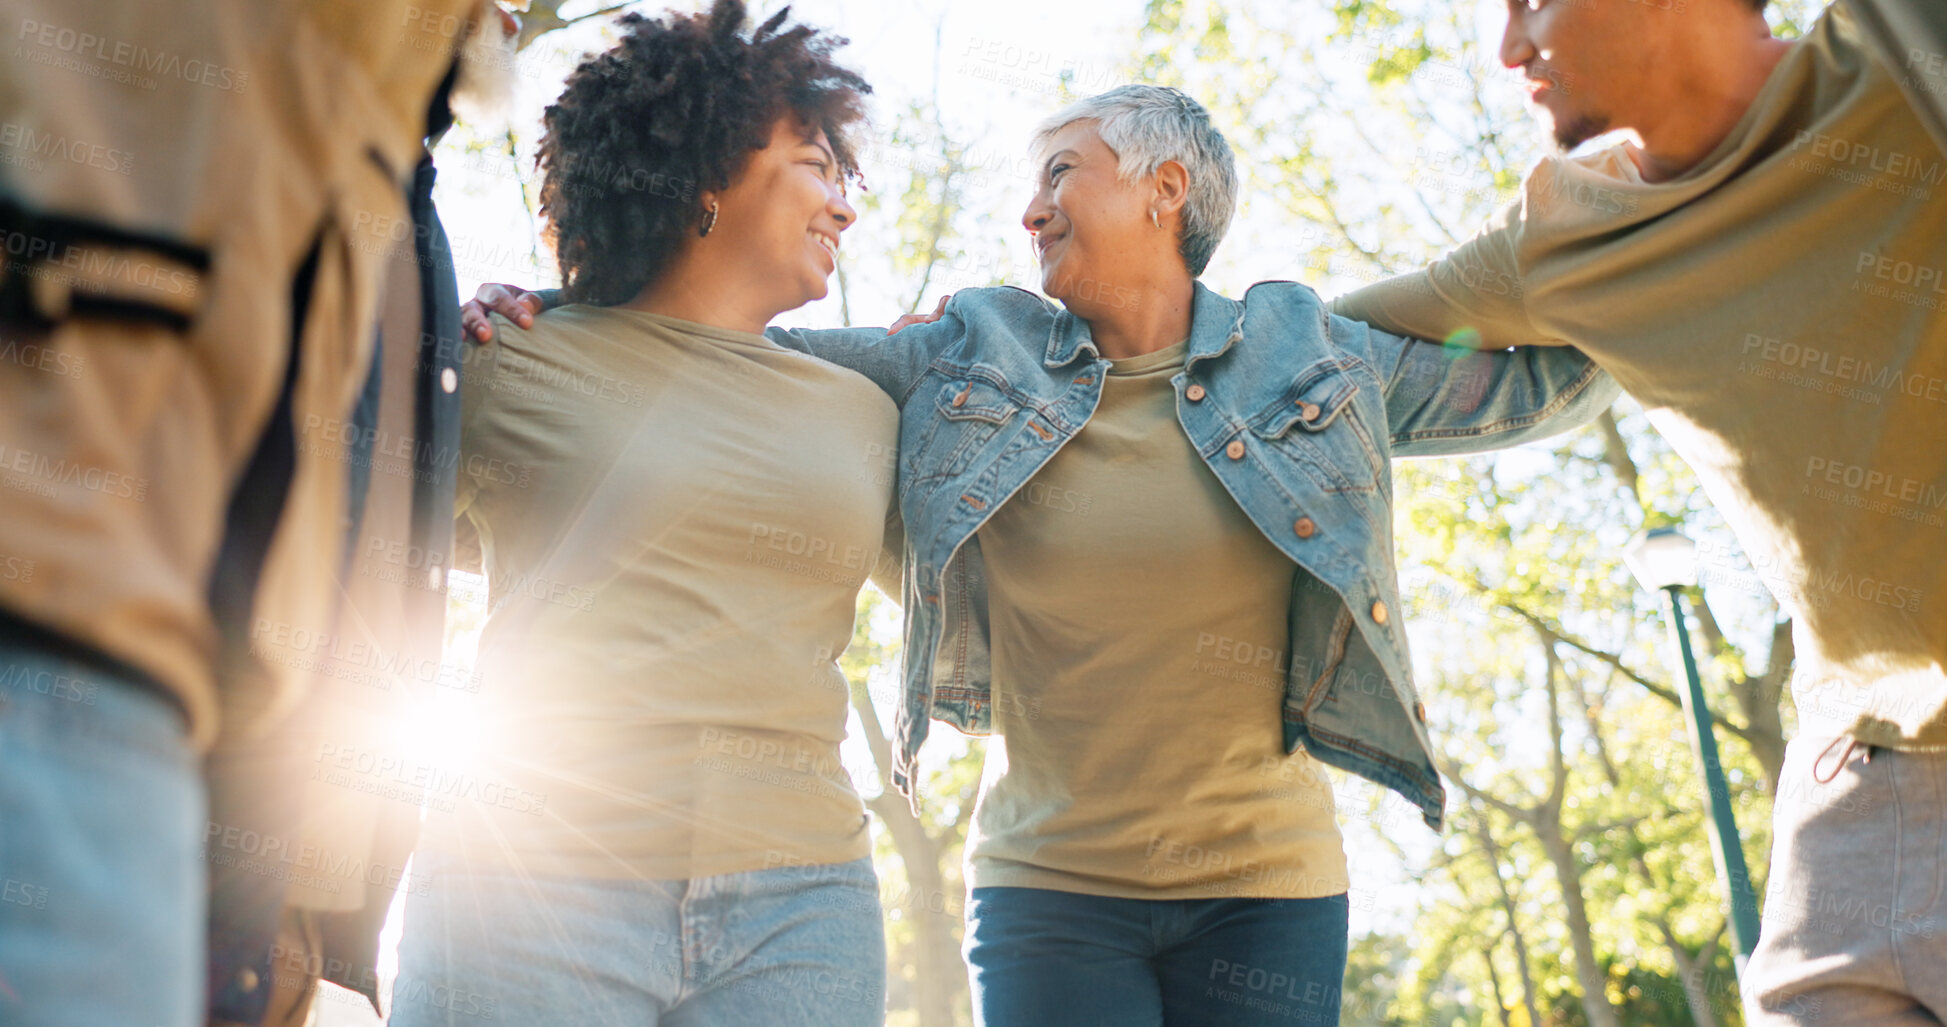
[708,114,856,315]
[1500,0,1660,150]
[1020,120,1177,316]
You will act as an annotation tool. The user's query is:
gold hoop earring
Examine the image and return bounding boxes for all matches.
[1150,209,1162,230]
[698,201,720,238]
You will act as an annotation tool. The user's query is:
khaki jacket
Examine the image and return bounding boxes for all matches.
[0,0,479,749]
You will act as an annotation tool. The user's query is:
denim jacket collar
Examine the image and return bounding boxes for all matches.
[1041,281,1247,370]
[1183,281,1247,371]
[1041,303,1097,368]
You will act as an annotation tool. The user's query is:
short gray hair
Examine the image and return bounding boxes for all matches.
[1032,85,1238,276]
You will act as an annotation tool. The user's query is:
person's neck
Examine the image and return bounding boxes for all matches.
[1628,28,1794,183]
[1078,275,1196,361]
[618,261,777,336]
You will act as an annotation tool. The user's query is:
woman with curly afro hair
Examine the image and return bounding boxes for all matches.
[390,4,896,1024]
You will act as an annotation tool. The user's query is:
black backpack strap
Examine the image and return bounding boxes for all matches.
[205,226,320,649]
[0,193,210,332]
[201,219,326,1026]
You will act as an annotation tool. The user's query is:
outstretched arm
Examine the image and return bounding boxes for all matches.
[1329,200,1539,350]
[1326,201,1616,454]
[1340,316,1619,458]
[460,284,948,344]
[458,284,955,405]
[764,308,959,408]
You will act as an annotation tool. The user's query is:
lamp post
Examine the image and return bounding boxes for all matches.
[1623,528,1762,980]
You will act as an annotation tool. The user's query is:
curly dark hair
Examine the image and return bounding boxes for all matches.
[537,1,871,305]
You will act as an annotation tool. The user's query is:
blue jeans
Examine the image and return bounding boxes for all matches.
[392,849,886,1026]
[0,643,204,1027]
[965,887,1349,1026]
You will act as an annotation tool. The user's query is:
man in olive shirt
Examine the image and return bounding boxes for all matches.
[1330,0,1947,1021]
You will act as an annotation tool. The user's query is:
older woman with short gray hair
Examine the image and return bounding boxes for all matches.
[1034,85,1240,276]
[936,84,1360,1027]
[467,83,1617,1026]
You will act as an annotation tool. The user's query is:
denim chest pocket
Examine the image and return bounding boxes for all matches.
[1247,360,1384,494]
[912,376,1019,483]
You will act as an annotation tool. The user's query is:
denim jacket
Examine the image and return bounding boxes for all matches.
[771,280,1617,830]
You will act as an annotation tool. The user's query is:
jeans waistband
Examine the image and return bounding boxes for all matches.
[0,603,187,728]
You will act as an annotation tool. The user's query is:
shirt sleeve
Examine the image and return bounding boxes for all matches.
[1328,199,1552,350]
[1848,0,1947,154]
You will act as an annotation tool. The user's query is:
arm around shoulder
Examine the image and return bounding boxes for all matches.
[767,308,965,407]
[1353,317,1620,458]
[1326,199,1618,455]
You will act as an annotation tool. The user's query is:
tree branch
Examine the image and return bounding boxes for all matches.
[517,1,636,51]
[1595,409,1641,507]
[1493,595,1759,745]
[1541,632,1569,813]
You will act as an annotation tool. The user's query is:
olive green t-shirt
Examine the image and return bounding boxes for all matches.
[1333,5,1947,748]
[443,304,896,879]
[967,340,1350,900]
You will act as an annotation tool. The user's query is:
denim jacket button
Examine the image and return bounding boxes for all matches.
[1293,517,1316,539]
[1370,600,1389,625]
[1225,439,1245,460]
[1298,401,1321,421]
[1185,383,1207,402]
[951,387,970,408]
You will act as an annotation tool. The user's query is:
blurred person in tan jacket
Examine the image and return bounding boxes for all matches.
[0,2,488,1025]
